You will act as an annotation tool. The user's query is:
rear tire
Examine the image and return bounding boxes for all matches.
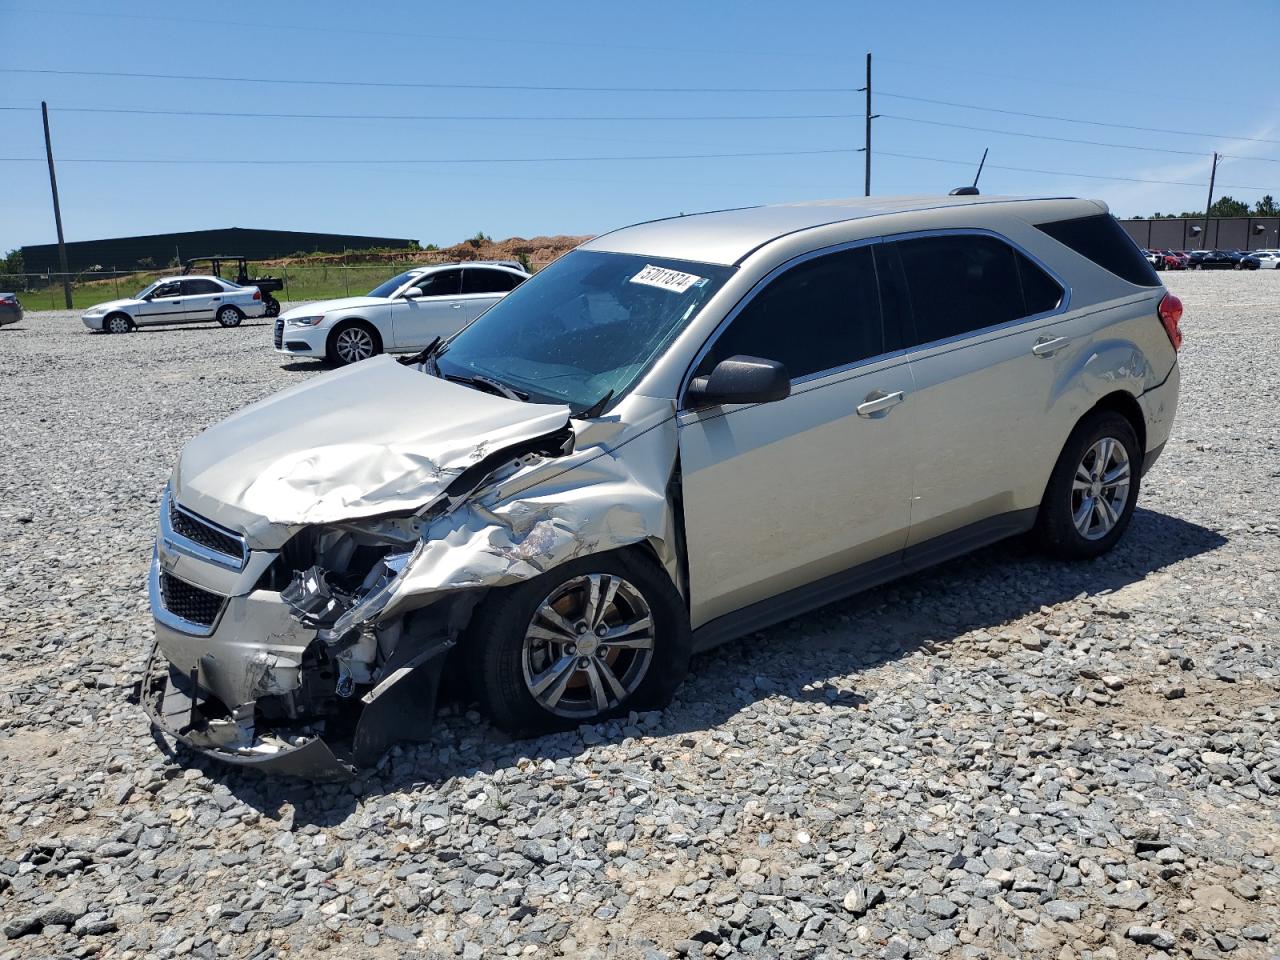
[466,549,691,737]
[1036,411,1141,560]
[104,313,134,334]
[326,321,381,365]
[264,296,281,318]
[216,305,244,328]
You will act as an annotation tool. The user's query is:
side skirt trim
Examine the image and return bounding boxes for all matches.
[689,507,1038,654]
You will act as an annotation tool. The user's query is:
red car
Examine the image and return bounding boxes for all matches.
[1157,250,1187,270]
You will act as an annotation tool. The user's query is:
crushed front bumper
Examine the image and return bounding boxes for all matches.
[142,641,354,779]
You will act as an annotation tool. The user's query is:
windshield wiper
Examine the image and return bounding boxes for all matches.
[445,373,529,402]
[576,389,614,419]
[397,336,443,370]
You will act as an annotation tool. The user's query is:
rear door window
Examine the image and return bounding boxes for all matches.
[698,244,884,381]
[182,279,222,295]
[888,233,1063,347]
[1035,214,1160,286]
[462,268,516,294]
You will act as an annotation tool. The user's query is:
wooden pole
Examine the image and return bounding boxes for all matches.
[41,101,73,309]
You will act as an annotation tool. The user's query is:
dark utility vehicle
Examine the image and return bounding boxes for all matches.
[183,257,284,316]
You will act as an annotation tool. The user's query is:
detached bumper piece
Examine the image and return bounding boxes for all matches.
[142,643,354,779]
[142,635,454,780]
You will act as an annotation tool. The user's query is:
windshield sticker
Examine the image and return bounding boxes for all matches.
[629,264,704,294]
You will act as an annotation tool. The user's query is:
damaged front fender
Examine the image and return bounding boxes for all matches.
[324,397,682,638]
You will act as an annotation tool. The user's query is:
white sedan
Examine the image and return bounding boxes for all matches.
[82,276,267,333]
[1249,250,1280,269]
[274,261,529,365]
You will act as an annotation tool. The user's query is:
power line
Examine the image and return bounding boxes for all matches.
[0,104,862,123]
[880,114,1215,159]
[0,68,856,95]
[0,145,1270,191]
[875,150,1274,191]
[0,147,861,165]
[874,90,1280,145]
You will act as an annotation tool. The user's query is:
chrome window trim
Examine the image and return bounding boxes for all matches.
[149,550,224,637]
[161,487,249,571]
[881,226,1072,355]
[677,236,886,410]
[676,227,1073,410]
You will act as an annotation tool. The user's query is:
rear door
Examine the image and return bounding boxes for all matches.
[180,278,224,322]
[136,280,185,324]
[460,267,519,320]
[883,231,1070,548]
[390,268,464,349]
[677,242,916,629]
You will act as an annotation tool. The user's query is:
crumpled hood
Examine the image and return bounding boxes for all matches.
[85,297,143,312]
[174,356,571,545]
[280,296,387,318]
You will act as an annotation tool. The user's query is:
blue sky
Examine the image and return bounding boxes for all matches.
[4,0,1280,253]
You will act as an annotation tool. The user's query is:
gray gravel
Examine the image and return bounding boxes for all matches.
[1,274,1278,960]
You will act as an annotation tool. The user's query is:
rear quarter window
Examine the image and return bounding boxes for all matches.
[1035,214,1160,287]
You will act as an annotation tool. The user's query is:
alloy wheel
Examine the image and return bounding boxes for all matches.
[335,327,374,363]
[521,573,655,719]
[107,316,131,334]
[1070,437,1131,540]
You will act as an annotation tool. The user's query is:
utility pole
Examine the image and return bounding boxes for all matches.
[1201,152,1218,251]
[859,53,877,196]
[41,101,73,309]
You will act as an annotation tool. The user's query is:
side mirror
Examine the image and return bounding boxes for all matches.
[401,288,423,299]
[686,355,790,408]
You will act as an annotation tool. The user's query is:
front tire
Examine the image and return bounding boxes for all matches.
[104,313,134,334]
[326,321,381,365]
[466,550,691,736]
[216,305,244,328]
[1036,410,1141,560]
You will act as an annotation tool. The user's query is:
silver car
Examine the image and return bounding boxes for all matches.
[82,275,267,333]
[144,195,1181,776]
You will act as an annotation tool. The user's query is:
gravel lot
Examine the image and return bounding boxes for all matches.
[1,273,1277,960]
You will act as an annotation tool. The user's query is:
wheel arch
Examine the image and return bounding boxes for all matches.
[327,316,382,348]
[1090,390,1147,463]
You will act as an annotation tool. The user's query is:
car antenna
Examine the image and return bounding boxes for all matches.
[949,147,987,196]
[397,336,441,367]
[577,389,614,419]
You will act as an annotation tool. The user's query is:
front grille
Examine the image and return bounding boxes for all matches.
[159,572,224,628]
[169,498,244,562]
[273,318,284,348]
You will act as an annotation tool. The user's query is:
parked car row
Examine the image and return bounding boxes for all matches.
[77,260,533,363]
[1142,248,1277,270]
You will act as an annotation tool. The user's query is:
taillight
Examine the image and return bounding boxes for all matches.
[253,290,262,300]
[1158,292,1183,351]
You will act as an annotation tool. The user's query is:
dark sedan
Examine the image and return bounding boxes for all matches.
[0,293,23,327]
[1189,250,1244,269]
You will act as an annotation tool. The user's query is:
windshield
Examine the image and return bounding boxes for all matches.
[367,270,421,299]
[135,281,158,299]
[435,250,734,412]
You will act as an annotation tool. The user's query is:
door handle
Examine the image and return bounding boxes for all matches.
[857,390,905,417]
[1032,336,1070,357]
[211,297,220,302]
[452,303,463,309]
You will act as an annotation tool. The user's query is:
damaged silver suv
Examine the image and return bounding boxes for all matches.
[145,195,1182,777]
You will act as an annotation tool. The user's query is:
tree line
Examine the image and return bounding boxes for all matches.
[1150,195,1278,218]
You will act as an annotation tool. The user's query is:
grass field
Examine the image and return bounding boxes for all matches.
[7,262,432,310]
